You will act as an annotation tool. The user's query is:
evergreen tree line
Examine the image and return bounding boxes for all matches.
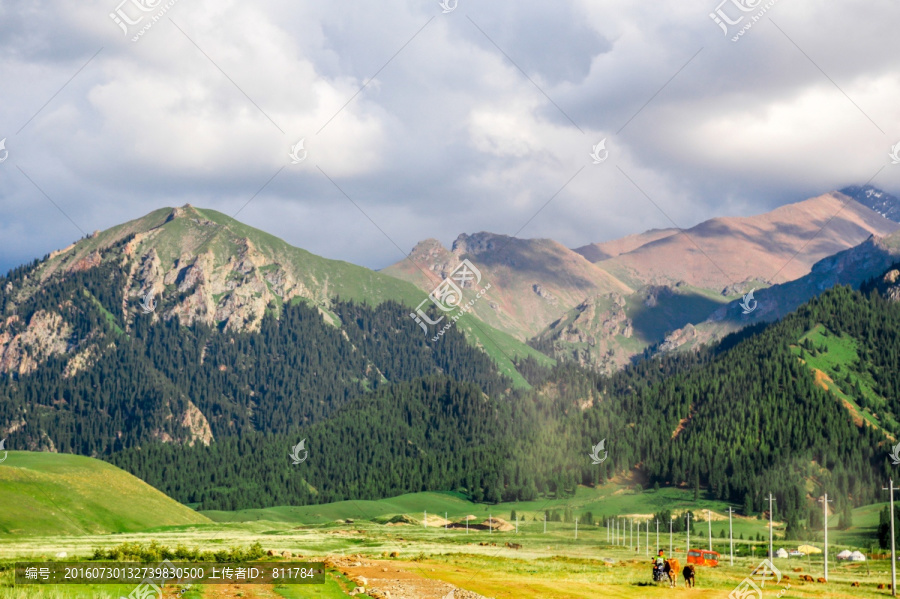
[0,257,509,454]
[2,250,900,526]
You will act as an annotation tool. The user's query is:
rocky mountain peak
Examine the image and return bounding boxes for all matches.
[840,185,900,222]
[407,238,449,259]
[451,232,513,256]
[1,205,422,375]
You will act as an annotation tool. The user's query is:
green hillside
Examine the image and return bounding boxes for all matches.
[5,205,546,389]
[793,323,900,436]
[0,452,210,537]
[203,491,473,525]
[103,282,900,518]
[203,483,883,552]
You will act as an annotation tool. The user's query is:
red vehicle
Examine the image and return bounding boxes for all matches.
[687,549,720,566]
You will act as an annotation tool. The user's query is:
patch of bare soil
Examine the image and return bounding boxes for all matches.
[327,556,493,599]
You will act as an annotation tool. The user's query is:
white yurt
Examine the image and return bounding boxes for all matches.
[775,548,789,558]
[849,551,867,562]
[836,550,852,561]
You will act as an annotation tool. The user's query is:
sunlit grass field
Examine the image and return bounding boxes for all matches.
[2,480,897,597]
[0,524,892,598]
[0,455,892,599]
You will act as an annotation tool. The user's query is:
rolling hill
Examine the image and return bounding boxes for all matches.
[0,451,210,536]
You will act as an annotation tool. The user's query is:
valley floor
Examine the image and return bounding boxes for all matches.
[0,518,893,598]
[1,484,892,598]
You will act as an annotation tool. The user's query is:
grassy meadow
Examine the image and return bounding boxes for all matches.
[3,455,899,598]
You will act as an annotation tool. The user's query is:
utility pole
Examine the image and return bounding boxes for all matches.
[819,494,832,582]
[669,519,673,554]
[646,520,649,556]
[686,512,691,556]
[706,509,712,551]
[424,510,427,528]
[630,519,633,549]
[607,519,610,543]
[727,507,735,566]
[656,519,660,554]
[767,494,776,561]
[884,480,897,597]
[637,520,640,553]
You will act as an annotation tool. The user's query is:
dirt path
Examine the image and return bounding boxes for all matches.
[155,557,493,598]
[327,556,493,599]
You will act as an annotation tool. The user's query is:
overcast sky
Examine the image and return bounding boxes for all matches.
[1,0,898,274]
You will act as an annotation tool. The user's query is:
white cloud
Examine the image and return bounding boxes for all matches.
[0,0,899,274]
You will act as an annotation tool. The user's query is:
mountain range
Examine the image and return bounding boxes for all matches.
[2,188,899,383]
[3,186,900,521]
[386,189,900,371]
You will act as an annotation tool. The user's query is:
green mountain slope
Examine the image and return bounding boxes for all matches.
[0,280,519,454]
[4,209,900,529]
[109,376,523,510]
[0,205,545,387]
[0,451,210,536]
[27,273,895,525]
[37,205,425,310]
[625,283,900,521]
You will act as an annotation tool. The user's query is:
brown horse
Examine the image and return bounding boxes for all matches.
[665,558,681,588]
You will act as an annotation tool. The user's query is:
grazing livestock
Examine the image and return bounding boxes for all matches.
[681,564,695,588]
[665,558,681,588]
[817,578,826,583]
